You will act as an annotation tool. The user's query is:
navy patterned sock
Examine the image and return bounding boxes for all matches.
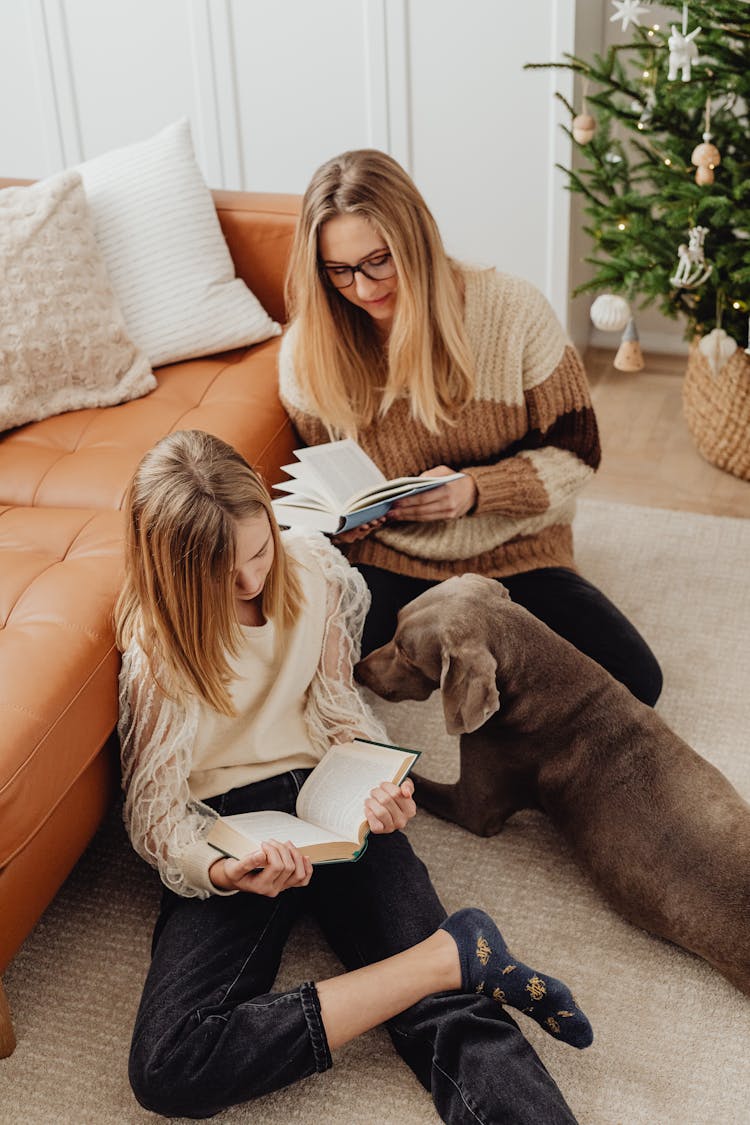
[441,907,593,1048]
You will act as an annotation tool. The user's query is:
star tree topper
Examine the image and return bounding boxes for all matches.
[610,0,650,32]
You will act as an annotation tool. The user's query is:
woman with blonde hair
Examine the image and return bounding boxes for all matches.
[281,149,662,705]
[116,429,591,1122]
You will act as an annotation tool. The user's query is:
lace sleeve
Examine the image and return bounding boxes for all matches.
[118,643,218,899]
[297,533,389,752]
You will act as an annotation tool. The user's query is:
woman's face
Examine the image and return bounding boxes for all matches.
[318,213,398,331]
[231,512,275,614]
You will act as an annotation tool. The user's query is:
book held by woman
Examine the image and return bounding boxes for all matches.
[271,438,463,533]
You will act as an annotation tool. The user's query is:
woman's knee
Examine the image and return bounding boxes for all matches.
[625,643,663,707]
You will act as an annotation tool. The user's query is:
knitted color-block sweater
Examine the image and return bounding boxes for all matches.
[279,268,601,581]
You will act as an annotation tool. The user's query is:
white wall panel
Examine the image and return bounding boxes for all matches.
[408,0,573,320]
[62,0,196,157]
[0,1,56,177]
[229,0,371,193]
[0,0,584,332]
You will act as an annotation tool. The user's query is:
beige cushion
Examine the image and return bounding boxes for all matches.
[77,119,282,366]
[0,171,155,433]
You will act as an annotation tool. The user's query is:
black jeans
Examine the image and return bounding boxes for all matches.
[357,564,663,706]
[129,770,578,1123]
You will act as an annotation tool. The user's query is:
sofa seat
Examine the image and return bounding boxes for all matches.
[0,505,124,868]
[0,338,294,510]
[0,185,301,1056]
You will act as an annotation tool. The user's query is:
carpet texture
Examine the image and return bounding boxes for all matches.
[1,499,748,1125]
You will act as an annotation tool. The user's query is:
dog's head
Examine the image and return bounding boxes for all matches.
[355,574,505,735]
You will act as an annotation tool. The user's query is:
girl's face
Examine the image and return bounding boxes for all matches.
[318,213,398,332]
[231,512,275,616]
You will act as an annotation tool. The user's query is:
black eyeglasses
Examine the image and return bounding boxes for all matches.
[320,251,396,290]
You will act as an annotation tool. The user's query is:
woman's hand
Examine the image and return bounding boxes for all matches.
[335,516,387,545]
[364,778,417,834]
[209,839,313,896]
[388,466,477,522]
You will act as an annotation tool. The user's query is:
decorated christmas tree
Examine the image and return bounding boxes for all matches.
[526,0,750,359]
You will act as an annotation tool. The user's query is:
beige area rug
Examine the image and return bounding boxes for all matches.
[2,498,749,1125]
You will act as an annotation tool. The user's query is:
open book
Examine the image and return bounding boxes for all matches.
[271,439,464,534]
[206,738,420,864]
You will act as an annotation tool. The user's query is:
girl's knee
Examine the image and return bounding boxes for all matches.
[129,1034,216,1119]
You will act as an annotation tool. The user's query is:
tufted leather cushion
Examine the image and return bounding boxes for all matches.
[0,505,124,867]
[0,336,295,509]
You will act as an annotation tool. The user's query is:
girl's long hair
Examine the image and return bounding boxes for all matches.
[285,148,475,437]
[115,430,303,716]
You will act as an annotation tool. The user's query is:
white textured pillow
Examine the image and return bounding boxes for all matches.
[77,119,281,367]
[0,172,156,433]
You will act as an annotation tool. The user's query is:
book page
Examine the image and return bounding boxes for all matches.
[296,742,418,841]
[219,810,349,849]
[271,499,340,534]
[294,440,386,509]
[347,474,464,511]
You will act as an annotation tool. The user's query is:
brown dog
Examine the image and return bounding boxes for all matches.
[355,573,750,996]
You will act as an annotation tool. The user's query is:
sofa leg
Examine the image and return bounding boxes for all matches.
[0,977,16,1057]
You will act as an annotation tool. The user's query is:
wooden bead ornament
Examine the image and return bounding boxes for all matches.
[572,113,596,144]
[572,78,596,145]
[692,99,720,185]
[691,140,720,184]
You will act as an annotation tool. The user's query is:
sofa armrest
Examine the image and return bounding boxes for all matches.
[213,190,300,326]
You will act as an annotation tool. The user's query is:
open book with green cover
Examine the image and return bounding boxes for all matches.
[206,738,420,864]
[271,438,463,534]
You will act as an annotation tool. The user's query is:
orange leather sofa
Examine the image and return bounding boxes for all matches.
[0,184,301,1055]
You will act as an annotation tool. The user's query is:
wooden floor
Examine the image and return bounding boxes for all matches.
[583,347,750,519]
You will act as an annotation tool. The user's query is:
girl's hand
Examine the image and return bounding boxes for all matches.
[364,778,416,834]
[335,516,387,545]
[209,839,313,896]
[388,466,477,521]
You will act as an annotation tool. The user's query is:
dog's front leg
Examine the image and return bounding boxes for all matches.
[414,733,528,836]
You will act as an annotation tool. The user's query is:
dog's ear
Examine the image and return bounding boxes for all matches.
[440,645,500,734]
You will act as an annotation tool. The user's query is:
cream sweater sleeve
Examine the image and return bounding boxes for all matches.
[118,643,230,900]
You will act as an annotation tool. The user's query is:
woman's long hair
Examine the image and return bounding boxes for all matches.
[285,148,475,437]
[115,429,303,716]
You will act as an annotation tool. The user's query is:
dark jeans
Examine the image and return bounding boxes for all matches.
[129,770,578,1123]
[358,564,663,706]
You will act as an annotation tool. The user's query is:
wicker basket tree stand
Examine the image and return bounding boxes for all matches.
[682,340,750,482]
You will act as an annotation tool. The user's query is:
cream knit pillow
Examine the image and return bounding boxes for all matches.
[0,172,156,433]
[77,119,282,367]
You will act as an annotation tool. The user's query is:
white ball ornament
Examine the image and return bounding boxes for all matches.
[590,293,631,333]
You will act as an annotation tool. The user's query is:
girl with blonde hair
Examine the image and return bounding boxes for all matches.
[116,429,590,1122]
[281,149,662,705]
